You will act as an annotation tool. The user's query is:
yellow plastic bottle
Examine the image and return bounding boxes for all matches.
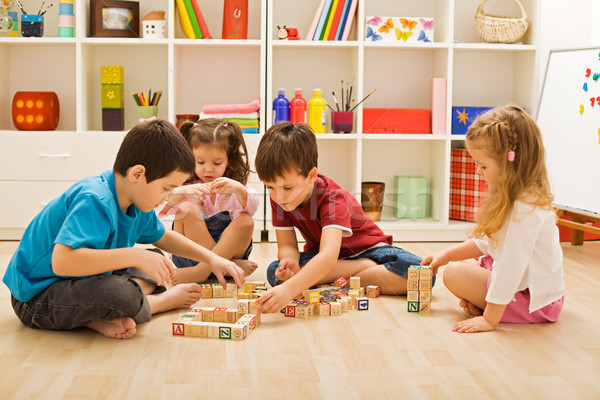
[308,88,327,133]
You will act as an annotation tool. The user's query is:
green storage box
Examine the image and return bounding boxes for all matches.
[393,175,428,219]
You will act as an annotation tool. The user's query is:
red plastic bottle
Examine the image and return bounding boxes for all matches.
[290,88,307,124]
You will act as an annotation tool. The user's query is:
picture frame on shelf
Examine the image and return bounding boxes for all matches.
[90,0,140,38]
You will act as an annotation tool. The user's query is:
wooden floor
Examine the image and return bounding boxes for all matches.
[0,240,599,399]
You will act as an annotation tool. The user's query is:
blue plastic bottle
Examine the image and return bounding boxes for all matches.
[273,88,290,124]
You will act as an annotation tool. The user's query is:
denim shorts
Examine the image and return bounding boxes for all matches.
[266,245,429,287]
[172,211,252,269]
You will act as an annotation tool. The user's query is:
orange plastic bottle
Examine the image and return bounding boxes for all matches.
[308,88,326,133]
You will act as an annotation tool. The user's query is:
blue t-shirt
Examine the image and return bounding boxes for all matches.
[3,170,166,302]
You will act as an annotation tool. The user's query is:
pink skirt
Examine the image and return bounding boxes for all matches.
[479,255,564,323]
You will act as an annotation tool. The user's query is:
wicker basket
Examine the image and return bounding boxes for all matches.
[474,0,529,44]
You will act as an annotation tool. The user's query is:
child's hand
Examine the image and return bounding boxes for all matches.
[274,258,300,282]
[421,251,450,275]
[209,256,244,288]
[209,177,245,194]
[135,249,176,286]
[174,183,213,200]
[255,285,293,314]
[452,316,495,333]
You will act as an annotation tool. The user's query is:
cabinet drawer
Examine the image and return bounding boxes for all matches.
[0,132,124,181]
[0,181,76,228]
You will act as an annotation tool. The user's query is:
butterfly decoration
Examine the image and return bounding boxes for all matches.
[367,16,382,26]
[419,19,434,30]
[395,28,413,42]
[399,18,418,30]
[417,30,431,43]
[378,18,394,33]
[366,26,382,41]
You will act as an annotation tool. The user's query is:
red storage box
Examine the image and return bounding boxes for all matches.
[362,108,430,133]
[450,149,488,222]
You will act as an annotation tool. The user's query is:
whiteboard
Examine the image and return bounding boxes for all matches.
[537,47,600,215]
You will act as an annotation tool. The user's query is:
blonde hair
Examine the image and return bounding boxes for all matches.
[466,105,553,243]
[179,119,250,185]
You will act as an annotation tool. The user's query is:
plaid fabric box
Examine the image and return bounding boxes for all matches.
[450,149,488,222]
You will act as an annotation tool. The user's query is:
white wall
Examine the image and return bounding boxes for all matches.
[537,0,600,100]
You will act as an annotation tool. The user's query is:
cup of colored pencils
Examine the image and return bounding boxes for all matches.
[133,89,162,121]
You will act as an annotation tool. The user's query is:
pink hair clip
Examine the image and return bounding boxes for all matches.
[193,123,198,128]
[223,122,228,127]
[507,151,515,162]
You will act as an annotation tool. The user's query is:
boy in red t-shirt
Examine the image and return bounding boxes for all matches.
[254,122,428,313]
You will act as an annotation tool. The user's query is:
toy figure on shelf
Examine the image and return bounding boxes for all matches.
[0,0,13,37]
[276,25,287,40]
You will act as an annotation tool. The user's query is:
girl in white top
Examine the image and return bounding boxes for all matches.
[422,106,564,333]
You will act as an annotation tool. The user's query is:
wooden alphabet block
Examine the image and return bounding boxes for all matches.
[249,299,260,314]
[237,299,249,315]
[407,290,419,302]
[366,285,380,298]
[172,322,184,336]
[335,276,349,288]
[338,297,348,312]
[212,285,224,298]
[213,307,227,323]
[225,308,238,323]
[419,290,432,303]
[318,302,331,316]
[419,279,432,291]
[419,267,432,281]
[295,304,308,319]
[225,283,237,297]
[285,304,296,317]
[357,297,369,311]
[201,285,213,299]
[330,301,342,315]
[207,323,220,338]
[407,266,420,281]
[219,326,232,339]
[407,280,419,291]
[350,276,361,289]
[243,282,257,293]
[308,291,320,303]
[231,324,247,340]
[408,301,419,312]
[201,308,214,322]
[419,301,431,313]
[237,292,252,300]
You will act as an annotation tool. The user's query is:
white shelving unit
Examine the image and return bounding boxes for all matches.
[266,0,540,241]
[0,0,539,242]
[0,0,267,240]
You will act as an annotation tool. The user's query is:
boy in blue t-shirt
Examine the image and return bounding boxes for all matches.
[2,120,244,339]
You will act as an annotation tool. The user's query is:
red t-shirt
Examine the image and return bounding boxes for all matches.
[271,174,392,258]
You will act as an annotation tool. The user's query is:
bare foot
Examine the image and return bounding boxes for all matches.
[172,263,212,285]
[459,299,483,318]
[233,259,259,276]
[147,283,203,314]
[86,316,137,339]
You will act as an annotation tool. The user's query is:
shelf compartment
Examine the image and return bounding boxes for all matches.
[80,43,169,131]
[174,0,263,40]
[452,50,537,111]
[172,45,261,120]
[361,139,446,223]
[454,0,538,45]
[363,0,453,44]
[1,43,76,131]
[315,137,358,195]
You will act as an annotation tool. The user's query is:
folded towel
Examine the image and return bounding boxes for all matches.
[223,118,259,125]
[201,112,260,119]
[238,124,259,129]
[241,128,259,134]
[202,97,261,114]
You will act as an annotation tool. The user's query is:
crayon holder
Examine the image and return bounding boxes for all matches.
[137,106,158,121]
[21,14,43,37]
[331,111,353,133]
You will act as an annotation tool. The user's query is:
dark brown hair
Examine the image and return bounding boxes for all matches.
[113,119,195,183]
[179,118,250,185]
[255,122,318,182]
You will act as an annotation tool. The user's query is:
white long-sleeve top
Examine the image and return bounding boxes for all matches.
[472,200,564,313]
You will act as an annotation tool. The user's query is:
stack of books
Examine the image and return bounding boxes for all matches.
[175,0,212,39]
[305,0,358,41]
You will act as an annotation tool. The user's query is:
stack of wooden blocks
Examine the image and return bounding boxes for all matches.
[101,66,124,131]
[407,265,432,313]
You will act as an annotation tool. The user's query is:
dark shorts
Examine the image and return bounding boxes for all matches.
[266,244,429,287]
[172,211,253,269]
[10,248,166,331]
